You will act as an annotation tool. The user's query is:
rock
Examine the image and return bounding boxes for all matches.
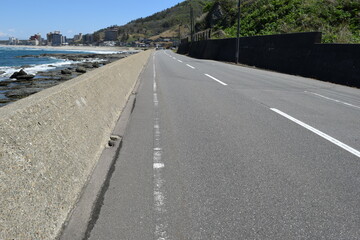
[61,69,72,74]
[16,74,35,80]
[61,75,74,81]
[18,69,27,76]
[92,62,100,68]
[85,63,95,68]
[0,99,12,104]
[10,72,19,79]
[5,88,43,98]
[37,71,62,77]
[31,81,58,89]
[0,80,11,86]
[10,69,34,80]
[79,63,93,69]
[0,71,5,75]
[76,67,87,73]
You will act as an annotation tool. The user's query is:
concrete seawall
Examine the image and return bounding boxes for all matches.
[0,50,153,239]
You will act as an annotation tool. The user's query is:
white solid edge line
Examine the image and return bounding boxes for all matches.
[204,74,228,86]
[271,108,360,158]
[186,64,195,69]
[305,91,360,110]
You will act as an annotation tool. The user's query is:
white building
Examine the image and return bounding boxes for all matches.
[8,37,19,45]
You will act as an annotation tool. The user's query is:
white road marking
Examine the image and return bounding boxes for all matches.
[271,108,360,158]
[186,64,195,69]
[154,163,165,169]
[153,93,159,107]
[204,74,228,86]
[153,81,157,92]
[153,55,156,79]
[177,60,183,63]
[305,91,360,110]
[152,53,169,240]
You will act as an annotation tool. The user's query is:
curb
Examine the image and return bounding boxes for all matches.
[59,92,137,240]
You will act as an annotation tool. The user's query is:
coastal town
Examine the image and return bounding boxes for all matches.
[0,27,179,49]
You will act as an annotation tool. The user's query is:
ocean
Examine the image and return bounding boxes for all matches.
[0,46,119,81]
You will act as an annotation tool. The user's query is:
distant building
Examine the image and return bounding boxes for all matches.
[99,41,116,47]
[74,33,83,42]
[83,34,94,45]
[46,33,53,45]
[47,31,65,46]
[52,31,62,46]
[8,37,19,45]
[29,39,40,46]
[105,28,118,41]
[29,33,42,45]
[62,35,67,45]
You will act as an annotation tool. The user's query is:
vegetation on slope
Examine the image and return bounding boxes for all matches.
[94,0,211,42]
[200,0,360,43]
[94,0,359,44]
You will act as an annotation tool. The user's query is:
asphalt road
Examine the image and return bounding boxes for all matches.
[88,50,360,239]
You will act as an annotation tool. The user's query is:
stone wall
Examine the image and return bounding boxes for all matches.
[178,32,360,88]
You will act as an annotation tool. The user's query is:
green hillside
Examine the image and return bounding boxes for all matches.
[95,0,360,44]
[94,0,211,42]
[200,0,360,43]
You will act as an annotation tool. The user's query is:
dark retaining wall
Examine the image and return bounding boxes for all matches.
[177,32,360,88]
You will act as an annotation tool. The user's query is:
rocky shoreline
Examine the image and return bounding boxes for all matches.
[0,52,133,107]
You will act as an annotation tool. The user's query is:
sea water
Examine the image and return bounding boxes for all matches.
[0,46,121,81]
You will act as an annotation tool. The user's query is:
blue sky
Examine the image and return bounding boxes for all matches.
[0,0,185,40]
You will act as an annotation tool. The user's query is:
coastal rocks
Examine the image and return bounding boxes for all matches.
[17,74,36,80]
[61,69,72,74]
[1,51,135,107]
[10,69,25,78]
[76,67,87,73]
[0,80,11,86]
[37,71,59,77]
[0,71,5,75]
[80,63,96,69]
[10,69,35,80]
[5,88,43,98]
[61,75,74,81]
[30,81,58,89]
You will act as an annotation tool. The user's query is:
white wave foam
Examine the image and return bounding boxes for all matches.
[0,46,137,55]
[0,46,40,51]
[0,58,104,78]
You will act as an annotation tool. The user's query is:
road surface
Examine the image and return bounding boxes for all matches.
[88,50,360,239]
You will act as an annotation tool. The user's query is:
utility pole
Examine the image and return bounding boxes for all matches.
[190,6,194,42]
[235,0,241,63]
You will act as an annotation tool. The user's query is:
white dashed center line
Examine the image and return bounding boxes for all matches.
[204,74,228,86]
[152,53,169,240]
